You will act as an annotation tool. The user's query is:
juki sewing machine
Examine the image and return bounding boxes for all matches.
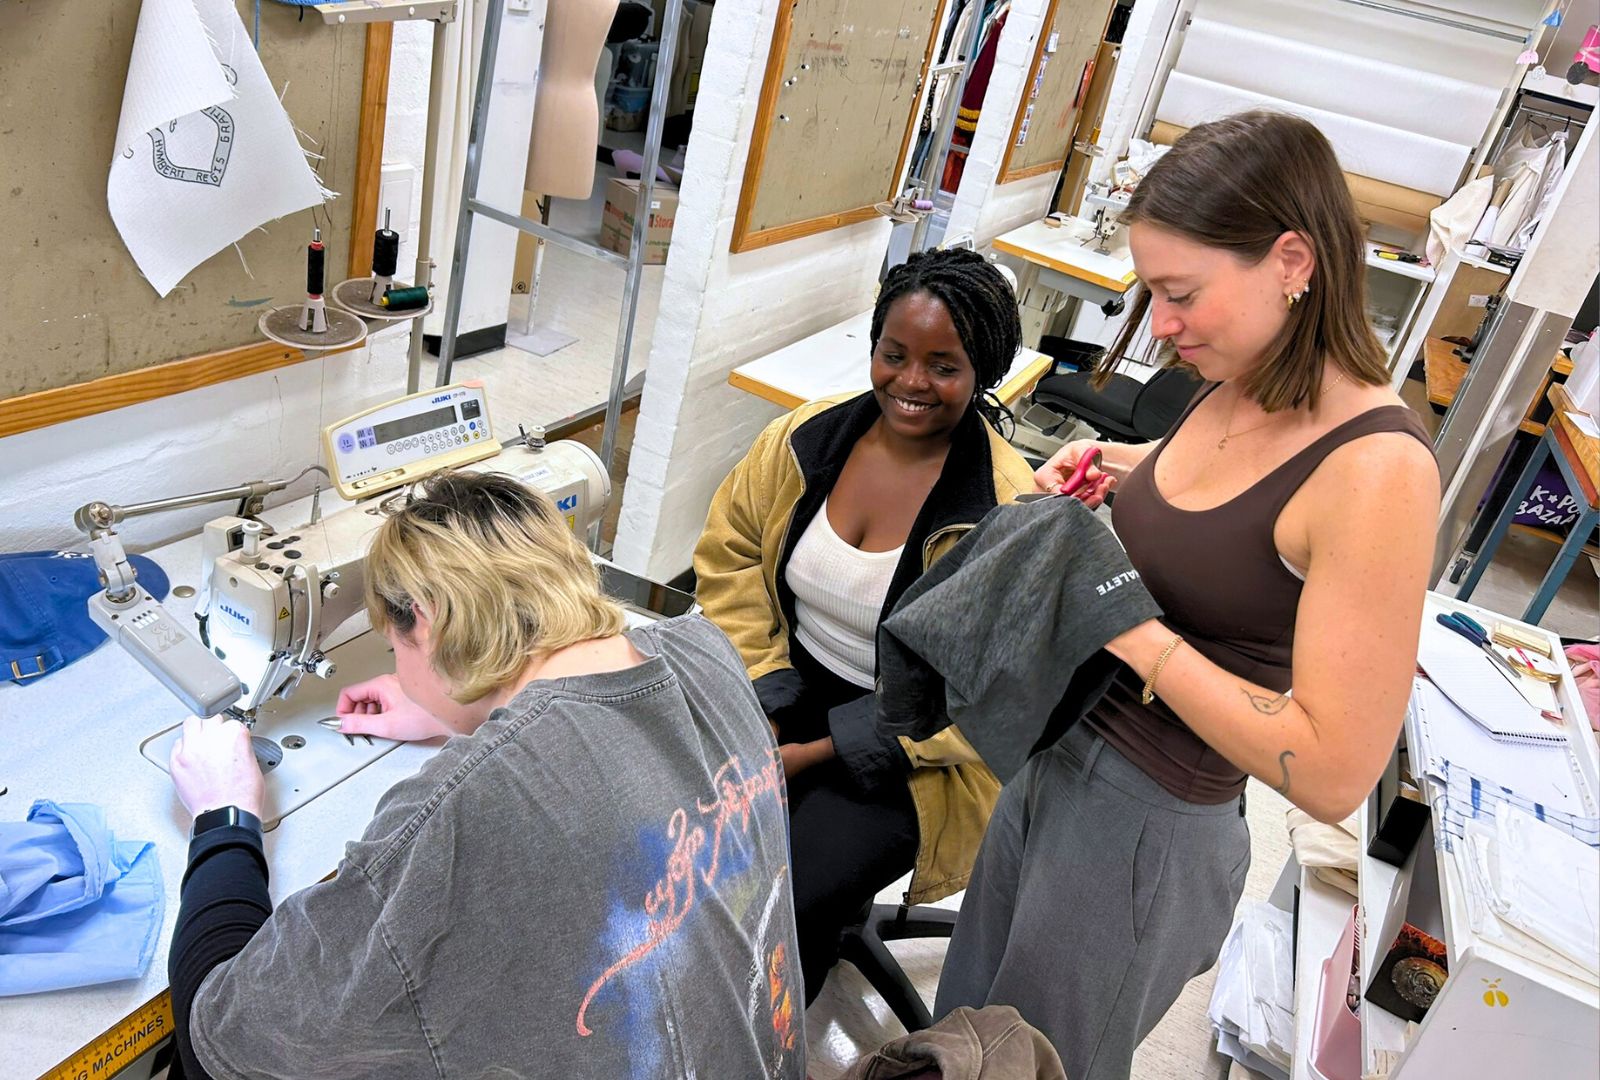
[75,383,690,826]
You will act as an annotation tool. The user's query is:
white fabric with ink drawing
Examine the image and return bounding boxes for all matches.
[108,0,328,297]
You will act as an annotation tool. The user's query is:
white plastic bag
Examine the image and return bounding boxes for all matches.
[1208,901,1295,1074]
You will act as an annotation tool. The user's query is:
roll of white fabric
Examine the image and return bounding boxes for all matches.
[1154,72,1471,196]
[1175,18,1501,148]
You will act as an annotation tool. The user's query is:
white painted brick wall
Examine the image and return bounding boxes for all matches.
[1093,0,1182,187]
[611,0,893,580]
[975,170,1059,241]
[946,0,1054,244]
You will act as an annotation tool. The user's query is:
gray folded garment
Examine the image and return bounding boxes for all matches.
[877,496,1162,782]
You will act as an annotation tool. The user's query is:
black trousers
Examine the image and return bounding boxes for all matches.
[781,640,919,1006]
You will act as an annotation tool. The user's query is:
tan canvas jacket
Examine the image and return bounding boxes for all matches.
[693,393,1035,903]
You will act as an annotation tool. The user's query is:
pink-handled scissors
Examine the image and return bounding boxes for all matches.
[1018,447,1105,503]
[1056,447,1104,498]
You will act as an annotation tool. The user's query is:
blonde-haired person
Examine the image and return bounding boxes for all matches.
[933,111,1440,1079]
[163,471,804,1080]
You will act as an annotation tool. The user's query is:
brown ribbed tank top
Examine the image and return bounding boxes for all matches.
[1084,382,1434,803]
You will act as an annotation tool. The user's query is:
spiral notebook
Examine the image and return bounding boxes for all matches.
[1416,620,1567,745]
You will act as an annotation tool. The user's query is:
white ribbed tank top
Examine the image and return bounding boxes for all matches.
[786,499,904,689]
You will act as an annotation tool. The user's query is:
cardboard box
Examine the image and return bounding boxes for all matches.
[600,178,678,265]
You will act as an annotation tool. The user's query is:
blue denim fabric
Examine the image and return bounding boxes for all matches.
[0,800,163,995]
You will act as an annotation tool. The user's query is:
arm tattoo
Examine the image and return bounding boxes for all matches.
[1243,688,1290,715]
[1272,750,1295,796]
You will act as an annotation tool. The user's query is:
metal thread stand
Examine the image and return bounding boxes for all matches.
[434,0,683,550]
[312,1,457,397]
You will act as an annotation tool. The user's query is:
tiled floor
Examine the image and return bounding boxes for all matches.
[449,160,666,430]
[453,242,663,427]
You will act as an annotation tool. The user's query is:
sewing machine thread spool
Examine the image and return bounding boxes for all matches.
[379,286,430,311]
[306,228,325,298]
[323,212,431,326]
[260,227,369,350]
[372,210,399,279]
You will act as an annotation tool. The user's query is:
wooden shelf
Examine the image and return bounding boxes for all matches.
[1549,383,1600,498]
[1508,522,1600,557]
[1422,338,1465,408]
[1421,338,1553,437]
[1366,243,1436,283]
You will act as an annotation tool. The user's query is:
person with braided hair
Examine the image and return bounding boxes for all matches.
[694,246,1035,1004]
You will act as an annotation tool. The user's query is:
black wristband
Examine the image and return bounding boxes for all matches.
[191,805,263,839]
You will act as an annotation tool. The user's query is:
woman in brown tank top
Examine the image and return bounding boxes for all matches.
[934,111,1440,1079]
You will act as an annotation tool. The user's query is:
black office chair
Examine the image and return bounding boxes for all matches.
[837,900,957,1031]
[1030,363,1203,443]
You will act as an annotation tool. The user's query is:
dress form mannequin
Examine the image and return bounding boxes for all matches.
[526,0,621,199]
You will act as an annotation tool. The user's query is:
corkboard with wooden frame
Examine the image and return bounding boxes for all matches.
[0,3,394,440]
[731,0,948,253]
[997,0,1114,183]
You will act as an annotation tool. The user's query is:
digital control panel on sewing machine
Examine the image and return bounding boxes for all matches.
[77,383,679,829]
[323,381,499,498]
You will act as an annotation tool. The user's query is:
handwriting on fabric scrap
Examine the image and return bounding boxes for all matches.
[576,753,786,1035]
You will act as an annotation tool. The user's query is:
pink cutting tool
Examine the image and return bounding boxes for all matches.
[1057,447,1104,498]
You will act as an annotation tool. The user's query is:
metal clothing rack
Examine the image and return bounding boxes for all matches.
[1487,91,1593,164]
[1328,0,1529,42]
[433,0,683,546]
[910,1,986,254]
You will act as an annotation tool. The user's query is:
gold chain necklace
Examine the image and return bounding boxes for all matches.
[1216,371,1347,451]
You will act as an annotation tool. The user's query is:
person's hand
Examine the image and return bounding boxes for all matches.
[170,714,265,819]
[1034,439,1115,508]
[778,738,835,780]
[336,674,452,742]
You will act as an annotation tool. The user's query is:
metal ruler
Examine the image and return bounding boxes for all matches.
[39,990,173,1080]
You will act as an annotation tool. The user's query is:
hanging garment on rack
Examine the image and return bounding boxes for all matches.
[1478,126,1557,251]
[1426,175,1494,266]
[1512,130,1569,250]
[908,0,977,184]
[929,0,976,134]
[940,6,1009,194]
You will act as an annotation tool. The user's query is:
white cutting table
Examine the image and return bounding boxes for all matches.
[728,309,1052,410]
[991,217,1138,309]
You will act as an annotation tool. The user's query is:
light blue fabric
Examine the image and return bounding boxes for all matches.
[0,801,163,996]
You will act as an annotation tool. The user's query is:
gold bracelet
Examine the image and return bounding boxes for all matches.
[1141,634,1185,705]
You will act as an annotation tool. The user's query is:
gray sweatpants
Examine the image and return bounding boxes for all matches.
[935,723,1251,1080]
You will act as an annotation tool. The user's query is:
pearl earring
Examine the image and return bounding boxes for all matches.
[1285,283,1308,308]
